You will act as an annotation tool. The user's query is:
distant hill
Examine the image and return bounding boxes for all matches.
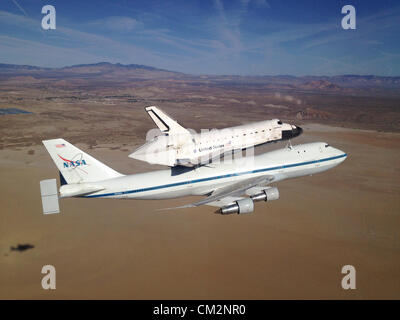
[0,62,181,82]
[0,63,48,71]
[301,75,400,89]
[0,62,167,72]
[0,62,399,90]
[60,61,171,72]
[299,80,342,91]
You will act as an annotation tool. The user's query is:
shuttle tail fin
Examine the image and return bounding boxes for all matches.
[145,106,189,135]
[42,138,123,184]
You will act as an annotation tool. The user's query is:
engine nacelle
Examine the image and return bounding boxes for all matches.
[250,187,279,202]
[220,198,254,215]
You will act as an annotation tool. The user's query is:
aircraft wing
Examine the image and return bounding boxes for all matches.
[179,174,275,208]
[145,106,189,135]
[202,196,246,207]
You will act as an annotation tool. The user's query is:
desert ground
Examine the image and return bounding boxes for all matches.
[1,125,399,299]
[0,64,399,299]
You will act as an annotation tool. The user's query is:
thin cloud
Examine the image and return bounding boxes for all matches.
[11,0,28,17]
[86,16,141,33]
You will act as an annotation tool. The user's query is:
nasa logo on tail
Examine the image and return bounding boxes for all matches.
[57,154,88,168]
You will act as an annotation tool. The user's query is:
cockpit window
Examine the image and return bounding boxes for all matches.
[277,120,282,125]
[325,144,330,148]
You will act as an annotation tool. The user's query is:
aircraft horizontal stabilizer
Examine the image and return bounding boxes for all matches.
[40,179,60,214]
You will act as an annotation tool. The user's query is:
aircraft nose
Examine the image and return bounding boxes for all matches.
[332,147,347,162]
[339,150,347,162]
[282,125,303,140]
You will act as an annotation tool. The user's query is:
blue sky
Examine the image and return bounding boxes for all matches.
[0,0,399,75]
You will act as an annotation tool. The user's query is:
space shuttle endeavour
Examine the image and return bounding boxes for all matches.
[129,106,303,167]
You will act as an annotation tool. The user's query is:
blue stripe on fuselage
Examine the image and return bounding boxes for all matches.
[84,153,347,198]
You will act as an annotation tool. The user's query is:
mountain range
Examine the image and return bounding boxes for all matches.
[0,62,399,90]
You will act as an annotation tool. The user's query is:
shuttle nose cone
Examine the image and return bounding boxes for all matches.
[282,125,303,140]
[292,125,303,138]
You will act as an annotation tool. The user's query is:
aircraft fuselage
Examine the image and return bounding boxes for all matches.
[81,142,346,201]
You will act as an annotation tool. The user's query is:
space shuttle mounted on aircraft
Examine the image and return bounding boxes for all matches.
[129,106,303,167]
[39,138,346,215]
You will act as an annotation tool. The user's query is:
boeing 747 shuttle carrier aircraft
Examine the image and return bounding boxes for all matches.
[129,106,303,167]
[40,138,346,215]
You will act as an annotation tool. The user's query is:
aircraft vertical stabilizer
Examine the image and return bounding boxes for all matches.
[42,138,123,184]
[145,106,190,135]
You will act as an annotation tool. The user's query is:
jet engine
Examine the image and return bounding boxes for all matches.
[220,198,254,215]
[250,187,279,202]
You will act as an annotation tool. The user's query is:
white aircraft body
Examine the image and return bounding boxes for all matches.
[129,106,303,167]
[40,138,346,214]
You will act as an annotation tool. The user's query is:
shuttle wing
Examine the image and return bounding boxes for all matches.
[145,106,189,135]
